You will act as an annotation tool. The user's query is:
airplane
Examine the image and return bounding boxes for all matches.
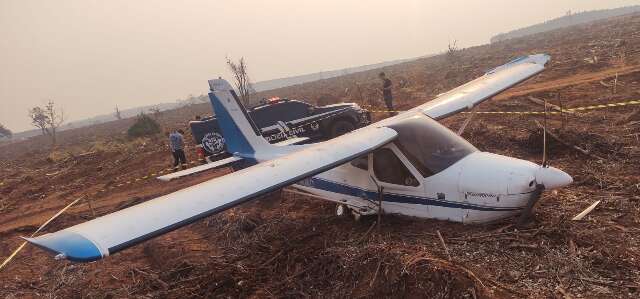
[25,54,572,262]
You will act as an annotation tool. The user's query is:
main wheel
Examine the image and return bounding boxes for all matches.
[330,120,356,138]
[336,204,347,217]
[351,210,362,222]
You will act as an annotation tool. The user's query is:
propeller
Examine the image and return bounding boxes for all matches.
[518,99,573,226]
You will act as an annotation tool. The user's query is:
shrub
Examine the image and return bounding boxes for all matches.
[127,113,161,138]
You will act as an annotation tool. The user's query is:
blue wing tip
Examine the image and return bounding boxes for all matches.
[24,232,104,262]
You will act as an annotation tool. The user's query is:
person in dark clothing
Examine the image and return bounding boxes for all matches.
[169,129,187,170]
[379,72,394,115]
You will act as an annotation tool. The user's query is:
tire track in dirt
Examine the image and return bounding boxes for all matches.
[496,65,640,99]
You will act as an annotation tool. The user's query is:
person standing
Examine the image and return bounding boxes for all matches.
[379,72,394,116]
[169,129,187,170]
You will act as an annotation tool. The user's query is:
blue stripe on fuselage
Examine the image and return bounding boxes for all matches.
[298,177,522,212]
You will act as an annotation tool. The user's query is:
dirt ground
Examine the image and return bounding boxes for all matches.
[1,13,640,299]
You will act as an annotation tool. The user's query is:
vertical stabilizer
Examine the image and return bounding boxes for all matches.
[208,79,272,157]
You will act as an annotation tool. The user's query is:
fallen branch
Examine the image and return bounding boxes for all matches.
[599,80,612,88]
[359,221,377,244]
[405,254,486,290]
[369,258,382,287]
[259,250,283,268]
[448,228,538,241]
[572,200,601,221]
[507,243,539,250]
[133,267,169,290]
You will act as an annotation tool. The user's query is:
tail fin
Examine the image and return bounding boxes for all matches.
[208,79,272,156]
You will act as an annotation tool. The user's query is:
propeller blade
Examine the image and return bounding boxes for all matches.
[517,184,545,226]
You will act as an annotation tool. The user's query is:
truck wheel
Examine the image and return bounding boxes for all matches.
[330,120,355,138]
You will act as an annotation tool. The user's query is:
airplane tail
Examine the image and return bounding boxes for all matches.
[208,79,273,157]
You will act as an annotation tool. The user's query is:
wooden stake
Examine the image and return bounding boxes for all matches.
[437,230,452,261]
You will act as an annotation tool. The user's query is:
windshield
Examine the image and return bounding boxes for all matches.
[389,114,478,177]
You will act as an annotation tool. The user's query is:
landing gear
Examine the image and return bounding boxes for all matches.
[335,204,362,221]
[352,211,362,222]
[336,204,347,217]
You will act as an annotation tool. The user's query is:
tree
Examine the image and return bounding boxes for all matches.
[28,100,64,145]
[148,106,162,119]
[127,113,161,138]
[29,106,50,136]
[0,123,11,138]
[226,56,254,107]
[446,40,459,63]
[43,100,64,145]
[115,105,122,120]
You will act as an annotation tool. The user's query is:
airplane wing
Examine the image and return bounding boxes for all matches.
[25,127,397,262]
[417,54,550,120]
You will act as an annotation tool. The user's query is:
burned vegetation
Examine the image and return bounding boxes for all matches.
[2,13,640,299]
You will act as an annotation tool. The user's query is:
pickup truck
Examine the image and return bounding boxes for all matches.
[190,98,370,161]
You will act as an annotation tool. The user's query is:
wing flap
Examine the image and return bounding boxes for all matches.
[419,54,549,120]
[26,127,397,262]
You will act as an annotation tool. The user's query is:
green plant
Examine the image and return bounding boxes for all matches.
[127,113,161,138]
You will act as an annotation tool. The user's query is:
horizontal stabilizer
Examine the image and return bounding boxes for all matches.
[156,156,243,181]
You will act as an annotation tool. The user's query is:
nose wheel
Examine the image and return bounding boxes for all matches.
[517,184,545,226]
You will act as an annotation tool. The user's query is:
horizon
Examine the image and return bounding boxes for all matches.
[2,0,639,132]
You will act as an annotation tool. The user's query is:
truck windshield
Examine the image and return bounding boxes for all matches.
[389,114,478,177]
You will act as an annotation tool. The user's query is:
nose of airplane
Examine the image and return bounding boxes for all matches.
[535,166,573,190]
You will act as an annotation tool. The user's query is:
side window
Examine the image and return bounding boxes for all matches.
[250,108,271,127]
[350,155,368,171]
[373,148,419,187]
[281,102,309,121]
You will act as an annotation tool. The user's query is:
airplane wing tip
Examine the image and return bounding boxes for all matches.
[486,53,550,75]
[24,231,105,262]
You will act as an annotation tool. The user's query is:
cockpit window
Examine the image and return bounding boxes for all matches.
[389,115,478,177]
[350,155,368,171]
[373,148,419,187]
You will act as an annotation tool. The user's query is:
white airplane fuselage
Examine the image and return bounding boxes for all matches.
[292,146,539,224]
[249,128,570,224]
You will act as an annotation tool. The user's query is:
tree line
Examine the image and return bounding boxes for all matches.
[491,6,640,43]
[1,56,255,144]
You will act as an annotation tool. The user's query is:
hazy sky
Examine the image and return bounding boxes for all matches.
[1,0,638,131]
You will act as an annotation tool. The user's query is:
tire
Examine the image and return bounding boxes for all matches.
[336,204,348,217]
[329,120,356,138]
